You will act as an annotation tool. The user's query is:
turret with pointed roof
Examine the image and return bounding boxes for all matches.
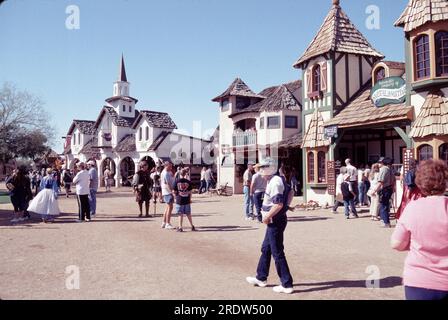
[119,54,127,82]
[395,0,448,33]
[212,78,265,102]
[293,0,384,69]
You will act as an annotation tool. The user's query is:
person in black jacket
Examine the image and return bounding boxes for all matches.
[341,174,358,219]
[133,161,153,218]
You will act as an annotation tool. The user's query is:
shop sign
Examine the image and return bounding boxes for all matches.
[371,77,406,107]
[402,149,415,176]
[327,160,336,196]
[324,125,338,139]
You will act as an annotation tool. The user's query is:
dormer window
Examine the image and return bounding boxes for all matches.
[145,127,149,141]
[128,105,132,113]
[436,31,448,77]
[307,62,327,99]
[414,34,430,80]
[374,67,386,84]
[139,127,142,141]
[122,105,126,112]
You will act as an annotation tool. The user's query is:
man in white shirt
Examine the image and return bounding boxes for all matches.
[160,161,175,229]
[243,163,254,220]
[345,159,359,205]
[72,162,91,222]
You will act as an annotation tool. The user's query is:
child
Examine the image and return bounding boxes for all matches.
[341,174,359,219]
[173,169,196,232]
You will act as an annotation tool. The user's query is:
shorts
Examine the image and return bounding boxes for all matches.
[175,204,191,215]
[163,194,174,204]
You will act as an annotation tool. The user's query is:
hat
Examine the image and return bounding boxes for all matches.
[378,157,392,165]
[259,158,278,176]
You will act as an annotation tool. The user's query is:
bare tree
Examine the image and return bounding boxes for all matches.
[0,82,55,161]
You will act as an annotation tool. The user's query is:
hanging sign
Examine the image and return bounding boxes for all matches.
[324,125,338,139]
[371,76,406,107]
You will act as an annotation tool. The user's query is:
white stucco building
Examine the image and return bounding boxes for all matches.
[64,56,215,187]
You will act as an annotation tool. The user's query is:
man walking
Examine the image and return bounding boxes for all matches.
[251,164,267,222]
[161,161,175,229]
[373,157,395,228]
[73,162,91,222]
[345,159,358,204]
[87,161,98,217]
[243,163,254,220]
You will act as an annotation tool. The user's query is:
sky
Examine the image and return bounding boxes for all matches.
[0,0,409,153]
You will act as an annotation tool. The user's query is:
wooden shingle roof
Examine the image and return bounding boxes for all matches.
[133,110,177,130]
[324,84,413,129]
[395,0,448,32]
[409,90,448,138]
[212,78,265,102]
[293,0,383,68]
[67,120,96,136]
[302,109,330,148]
[114,134,136,153]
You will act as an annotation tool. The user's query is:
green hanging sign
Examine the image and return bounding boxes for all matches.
[371,77,406,108]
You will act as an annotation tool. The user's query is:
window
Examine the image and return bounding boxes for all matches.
[285,116,298,129]
[267,116,280,129]
[139,127,142,141]
[439,143,448,166]
[374,67,386,83]
[73,134,76,145]
[418,144,433,161]
[414,34,430,80]
[236,97,251,110]
[122,105,126,112]
[317,151,326,183]
[145,127,149,141]
[307,152,315,183]
[221,99,230,111]
[259,117,264,129]
[129,105,132,113]
[312,64,321,93]
[436,31,448,77]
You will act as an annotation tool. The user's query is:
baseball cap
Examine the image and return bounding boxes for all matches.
[259,158,278,176]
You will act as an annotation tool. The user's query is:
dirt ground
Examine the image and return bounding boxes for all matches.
[0,187,407,300]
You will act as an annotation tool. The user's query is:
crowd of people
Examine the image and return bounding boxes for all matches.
[3,156,447,300]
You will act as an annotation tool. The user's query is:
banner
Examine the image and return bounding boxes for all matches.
[371,76,406,107]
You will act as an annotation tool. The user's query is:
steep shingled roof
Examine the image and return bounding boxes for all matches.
[410,90,448,138]
[79,136,101,158]
[67,120,96,136]
[95,106,140,128]
[395,0,448,32]
[114,134,136,153]
[229,80,302,118]
[302,109,331,148]
[133,111,177,130]
[212,78,265,102]
[148,131,171,151]
[293,0,383,68]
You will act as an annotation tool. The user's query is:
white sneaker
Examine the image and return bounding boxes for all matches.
[273,285,293,294]
[165,224,175,230]
[10,218,19,223]
[246,276,267,288]
[161,223,166,229]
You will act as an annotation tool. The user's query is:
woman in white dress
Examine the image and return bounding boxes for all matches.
[28,168,60,223]
[367,163,380,221]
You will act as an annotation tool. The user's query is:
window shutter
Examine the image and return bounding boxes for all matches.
[306,69,312,94]
[321,62,328,92]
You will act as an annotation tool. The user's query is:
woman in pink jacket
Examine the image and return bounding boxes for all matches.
[391,160,448,300]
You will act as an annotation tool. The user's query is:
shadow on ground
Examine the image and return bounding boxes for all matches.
[284,276,403,294]
[196,225,258,232]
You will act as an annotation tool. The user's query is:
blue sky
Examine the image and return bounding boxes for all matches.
[0,0,409,153]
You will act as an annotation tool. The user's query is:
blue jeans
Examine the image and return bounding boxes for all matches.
[256,219,293,288]
[89,189,97,215]
[243,186,253,217]
[405,286,448,300]
[358,182,366,205]
[253,192,264,222]
[199,180,206,194]
[206,180,213,192]
[379,187,393,225]
[343,199,357,217]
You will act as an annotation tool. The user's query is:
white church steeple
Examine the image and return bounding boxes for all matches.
[113,54,130,97]
[106,54,138,117]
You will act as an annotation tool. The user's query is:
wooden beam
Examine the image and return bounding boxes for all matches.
[394,126,413,148]
[345,54,349,104]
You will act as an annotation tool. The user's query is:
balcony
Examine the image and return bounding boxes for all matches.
[232,130,257,147]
